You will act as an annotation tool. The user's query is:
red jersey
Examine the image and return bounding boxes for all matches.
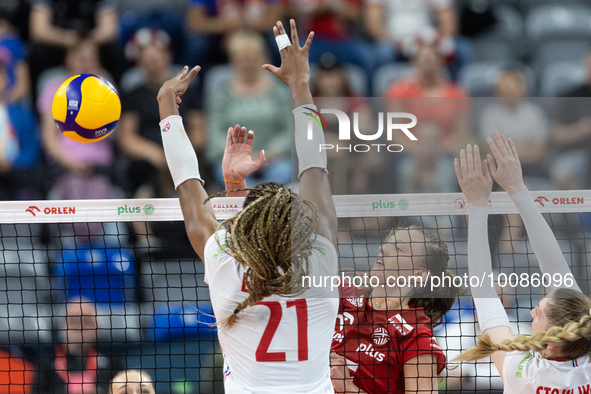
[331,286,445,393]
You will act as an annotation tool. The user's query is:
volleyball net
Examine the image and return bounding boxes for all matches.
[0,191,590,393]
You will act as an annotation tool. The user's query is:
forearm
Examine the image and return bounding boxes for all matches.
[30,6,78,46]
[225,180,248,197]
[9,62,30,103]
[344,380,365,394]
[187,10,232,34]
[438,6,458,36]
[552,123,590,146]
[511,189,580,291]
[89,8,118,44]
[290,80,313,108]
[468,207,510,330]
[157,88,179,119]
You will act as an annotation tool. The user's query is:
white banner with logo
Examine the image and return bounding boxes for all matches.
[0,191,590,223]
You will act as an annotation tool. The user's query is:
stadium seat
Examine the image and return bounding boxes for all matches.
[539,62,587,96]
[471,5,524,63]
[373,63,414,97]
[526,4,591,42]
[533,39,589,74]
[520,0,591,12]
[0,301,53,344]
[146,302,216,341]
[53,245,137,304]
[459,62,536,97]
[140,260,214,340]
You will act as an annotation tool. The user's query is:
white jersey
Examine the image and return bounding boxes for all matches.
[203,229,339,394]
[503,350,591,394]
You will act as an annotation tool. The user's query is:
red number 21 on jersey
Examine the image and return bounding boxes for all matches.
[255,299,308,362]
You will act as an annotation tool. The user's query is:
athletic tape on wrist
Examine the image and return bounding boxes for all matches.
[275,34,292,51]
[160,115,204,189]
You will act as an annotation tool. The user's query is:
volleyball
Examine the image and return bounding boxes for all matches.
[51,74,121,143]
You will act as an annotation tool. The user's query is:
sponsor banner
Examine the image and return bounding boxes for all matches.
[0,198,245,224]
[1,191,591,223]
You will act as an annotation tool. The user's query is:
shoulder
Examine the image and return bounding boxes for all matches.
[384,77,417,97]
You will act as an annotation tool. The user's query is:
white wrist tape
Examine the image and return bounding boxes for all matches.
[160,115,203,189]
[293,104,328,178]
[275,34,292,51]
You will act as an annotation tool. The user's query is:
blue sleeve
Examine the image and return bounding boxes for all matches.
[8,105,40,169]
[10,37,26,62]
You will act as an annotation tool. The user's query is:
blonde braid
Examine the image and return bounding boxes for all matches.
[454,314,591,362]
[204,184,318,329]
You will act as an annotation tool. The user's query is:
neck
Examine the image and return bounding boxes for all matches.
[370,288,410,310]
[418,73,440,89]
[237,70,263,85]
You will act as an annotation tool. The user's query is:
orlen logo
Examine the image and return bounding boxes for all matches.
[26,206,75,216]
[304,108,418,153]
[534,196,549,207]
[455,198,466,209]
[535,196,584,207]
[25,206,41,216]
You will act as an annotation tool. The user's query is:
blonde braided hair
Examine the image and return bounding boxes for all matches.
[454,288,591,362]
[204,182,319,329]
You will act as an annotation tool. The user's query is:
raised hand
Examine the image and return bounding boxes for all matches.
[454,144,493,207]
[158,65,201,104]
[263,19,314,88]
[222,124,266,182]
[486,131,527,196]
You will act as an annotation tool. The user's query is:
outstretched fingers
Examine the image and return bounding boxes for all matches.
[226,127,234,147]
[454,158,463,182]
[460,148,467,175]
[290,19,299,48]
[466,144,474,172]
[474,145,483,175]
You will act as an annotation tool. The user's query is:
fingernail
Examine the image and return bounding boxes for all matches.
[262,149,265,156]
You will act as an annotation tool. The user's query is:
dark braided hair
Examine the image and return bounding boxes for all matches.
[204,182,319,329]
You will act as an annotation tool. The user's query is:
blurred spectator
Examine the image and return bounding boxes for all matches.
[398,122,457,194]
[206,31,292,187]
[28,0,123,101]
[480,69,550,253]
[479,69,549,180]
[289,0,373,74]
[384,44,470,155]
[116,0,187,64]
[110,370,155,394]
[35,299,122,394]
[0,14,30,103]
[311,55,373,194]
[551,48,591,190]
[185,0,282,67]
[119,40,207,200]
[364,0,471,80]
[0,62,41,201]
[37,40,114,203]
[0,347,35,394]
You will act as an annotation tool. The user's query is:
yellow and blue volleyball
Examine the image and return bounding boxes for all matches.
[51,74,121,143]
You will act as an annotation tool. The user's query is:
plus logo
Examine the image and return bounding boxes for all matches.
[534,196,549,207]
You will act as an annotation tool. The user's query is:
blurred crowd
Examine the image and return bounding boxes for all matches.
[2,0,591,392]
[1,0,591,204]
